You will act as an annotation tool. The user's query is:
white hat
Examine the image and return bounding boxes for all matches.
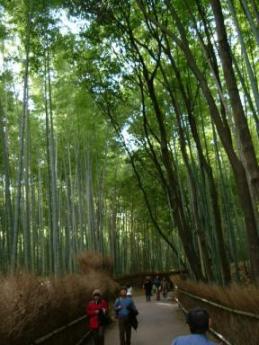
[92,289,102,296]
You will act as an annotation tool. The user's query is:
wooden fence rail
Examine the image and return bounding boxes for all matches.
[175,296,232,345]
[176,287,259,319]
[31,315,89,345]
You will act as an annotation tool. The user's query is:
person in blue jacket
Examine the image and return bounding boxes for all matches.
[171,308,217,345]
[114,287,138,345]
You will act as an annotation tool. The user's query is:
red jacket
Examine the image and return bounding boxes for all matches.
[86,299,109,330]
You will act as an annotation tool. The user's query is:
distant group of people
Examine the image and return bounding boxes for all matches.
[143,275,171,301]
[86,282,216,345]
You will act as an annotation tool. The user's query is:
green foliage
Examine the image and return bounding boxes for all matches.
[0,0,258,282]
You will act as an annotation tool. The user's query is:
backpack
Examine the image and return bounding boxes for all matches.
[127,305,139,330]
[98,309,110,326]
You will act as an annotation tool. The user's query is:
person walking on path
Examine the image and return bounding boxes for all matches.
[114,287,138,345]
[126,283,133,297]
[86,289,109,345]
[161,277,170,299]
[171,307,217,345]
[143,276,152,302]
[153,275,161,301]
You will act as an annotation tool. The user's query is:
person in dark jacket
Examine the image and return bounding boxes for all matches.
[114,287,138,345]
[153,275,161,301]
[161,277,170,299]
[86,289,109,345]
[143,276,152,302]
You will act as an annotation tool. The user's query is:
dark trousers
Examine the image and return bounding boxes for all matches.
[145,293,151,302]
[156,289,160,301]
[118,317,131,345]
[92,327,104,345]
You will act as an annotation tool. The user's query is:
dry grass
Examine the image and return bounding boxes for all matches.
[0,252,118,345]
[172,275,259,345]
[78,251,113,275]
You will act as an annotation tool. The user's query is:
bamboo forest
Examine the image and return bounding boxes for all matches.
[0,0,258,286]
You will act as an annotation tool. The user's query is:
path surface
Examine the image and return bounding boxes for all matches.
[105,294,188,345]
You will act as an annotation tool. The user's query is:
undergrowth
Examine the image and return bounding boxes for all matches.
[0,252,118,345]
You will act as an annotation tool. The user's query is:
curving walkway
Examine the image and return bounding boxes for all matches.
[105,293,188,345]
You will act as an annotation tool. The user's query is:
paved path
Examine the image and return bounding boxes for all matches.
[105,294,188,345]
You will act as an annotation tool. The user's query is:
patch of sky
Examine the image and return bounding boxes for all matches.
[0,8,89,107]
[52,8,90,36]
[121,123,139,152]
[109,40,136,76]
[0,5,4,19]
[0,54,3,72]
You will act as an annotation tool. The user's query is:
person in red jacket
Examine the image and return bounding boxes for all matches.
[86,289,109,345]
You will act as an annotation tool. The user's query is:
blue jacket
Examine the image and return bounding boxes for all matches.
[114,297,136,318]
[172,334,217,345]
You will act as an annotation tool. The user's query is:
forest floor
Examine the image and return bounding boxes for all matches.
[105,292,190,345]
